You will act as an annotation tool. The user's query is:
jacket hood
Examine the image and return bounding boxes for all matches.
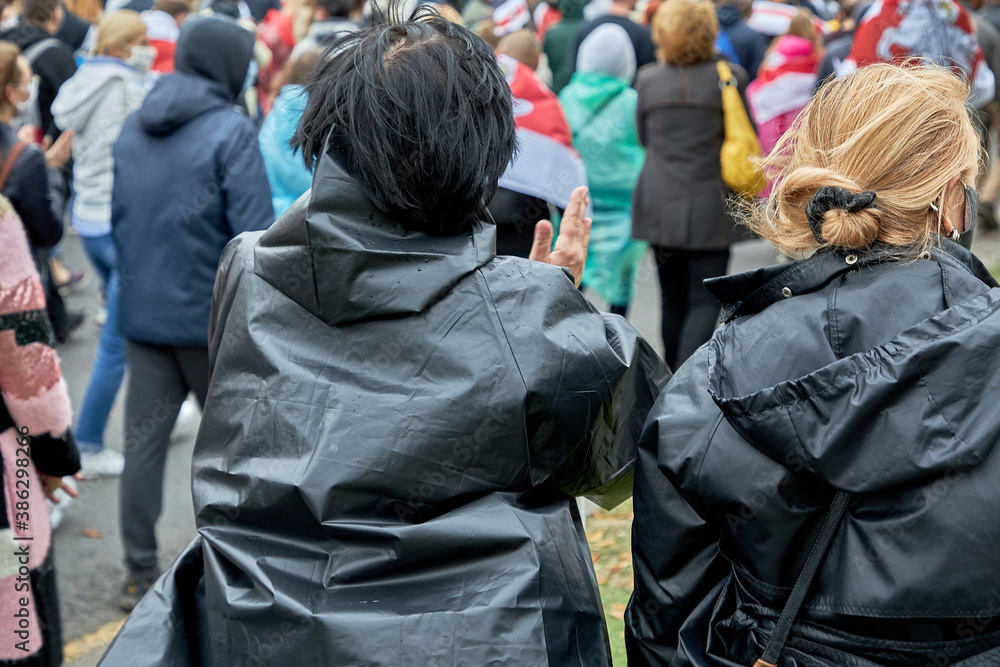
[563,70,630,112]
[555,0,586,20]
[174,15,253,100]
[254,146,496,325]
[136,72,234,135]
[705,244,1000,493]
[717,4,744,27]
[52,58,141,131]
[774,33,818,57]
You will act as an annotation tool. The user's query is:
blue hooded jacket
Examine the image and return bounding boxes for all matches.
[259,84,312,219]
[112,16,273,347]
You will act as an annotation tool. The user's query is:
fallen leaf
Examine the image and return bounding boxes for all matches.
[81,529,102,539]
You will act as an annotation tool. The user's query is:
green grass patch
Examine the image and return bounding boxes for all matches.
[992,260,1000,283]
[586,500,634,666]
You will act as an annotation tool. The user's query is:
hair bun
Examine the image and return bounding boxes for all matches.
[806,186,880,247]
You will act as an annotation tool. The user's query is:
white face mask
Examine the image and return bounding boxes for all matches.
[125,45,157,74]
[13,77,37,115]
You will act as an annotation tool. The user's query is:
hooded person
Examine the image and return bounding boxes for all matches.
[716,0,767,80]
[98,8,668,665]
[559,24,647,316]
[110,14,273,612]
[626,63,1000,665]
[51,9,153,479]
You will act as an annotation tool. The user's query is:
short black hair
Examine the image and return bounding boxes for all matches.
[292,6,517,235]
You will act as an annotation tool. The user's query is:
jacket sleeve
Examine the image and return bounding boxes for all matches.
[221,119,275,236]
[489,260,670,509]
[6,146,62,249]
[0,203,79,477]
[625,348,728,665]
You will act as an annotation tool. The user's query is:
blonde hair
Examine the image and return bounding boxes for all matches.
[652,0,717,67]
[744,63,981,254]
[96,10,146,56]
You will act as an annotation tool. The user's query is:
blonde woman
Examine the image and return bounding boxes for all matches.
[627,63,1000,664]
[633,0,749,369]
[51,9,152,478]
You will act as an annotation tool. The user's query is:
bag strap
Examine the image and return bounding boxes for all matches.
[21,37,61,66]
[0,141,28,192]
[716,59,737,89]
[753,490,851,667]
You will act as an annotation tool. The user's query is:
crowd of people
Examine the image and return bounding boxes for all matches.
[0,0,998,663]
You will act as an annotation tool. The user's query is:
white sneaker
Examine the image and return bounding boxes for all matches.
[45,478,77,531]
[79,448,126,479]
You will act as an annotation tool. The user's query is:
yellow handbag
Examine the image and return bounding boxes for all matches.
[716,60,766,198]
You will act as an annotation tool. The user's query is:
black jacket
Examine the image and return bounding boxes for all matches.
[632,59,749,251]
[626,242,1000,664]
[0,24,76,139]
[0,124,60,250]
[98,147,669,665]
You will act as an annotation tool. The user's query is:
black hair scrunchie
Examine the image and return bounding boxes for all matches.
[805,186,878,244]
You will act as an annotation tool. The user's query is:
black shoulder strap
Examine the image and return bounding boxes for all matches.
[753,490,851,667]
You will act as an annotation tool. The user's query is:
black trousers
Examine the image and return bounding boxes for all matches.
[120,341,209,573]
[652,246,730,370]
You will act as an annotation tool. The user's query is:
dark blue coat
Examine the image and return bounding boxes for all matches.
[717,5,767,80]
[112,72,273,347]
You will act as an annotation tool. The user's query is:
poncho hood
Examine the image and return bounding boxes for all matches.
[254,147,497,325]
[705,244,1000,493]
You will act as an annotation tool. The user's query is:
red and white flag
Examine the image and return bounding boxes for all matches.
[496,54,589,211]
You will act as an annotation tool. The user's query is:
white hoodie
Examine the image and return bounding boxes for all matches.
[51,58,150,235]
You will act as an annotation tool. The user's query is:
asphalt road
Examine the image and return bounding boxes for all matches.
[51,227,1000,665]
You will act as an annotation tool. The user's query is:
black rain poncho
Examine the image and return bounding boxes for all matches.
[626,242,1000,664]
[99,149,669,666]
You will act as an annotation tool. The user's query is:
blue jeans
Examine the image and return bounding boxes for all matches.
[76,234,126,455]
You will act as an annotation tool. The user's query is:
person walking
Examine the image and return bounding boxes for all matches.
[560,23,646,316]
[0,123,80,666]
[111,14,273,612]
[632,0,748,368]
[51,9,152,479]
[627,63,1000,665]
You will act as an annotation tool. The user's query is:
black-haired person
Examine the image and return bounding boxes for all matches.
[111,14,273,612]
[99,8,667,665]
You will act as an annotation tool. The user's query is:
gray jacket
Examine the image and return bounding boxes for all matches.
[52,58,148,233]
[631,59,748,250]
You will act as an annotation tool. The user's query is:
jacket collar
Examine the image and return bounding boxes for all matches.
[706,240,1000,493]
[706,241,999,323]
[253,146,496,326]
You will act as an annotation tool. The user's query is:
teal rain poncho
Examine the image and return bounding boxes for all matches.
[559,70,647,308]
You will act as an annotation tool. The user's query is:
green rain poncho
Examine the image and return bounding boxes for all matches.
[559,70,647,308]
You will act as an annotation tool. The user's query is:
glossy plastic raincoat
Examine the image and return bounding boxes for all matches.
[626,242,1000,664]
[560,70,647,309]
[99,148,669,666]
